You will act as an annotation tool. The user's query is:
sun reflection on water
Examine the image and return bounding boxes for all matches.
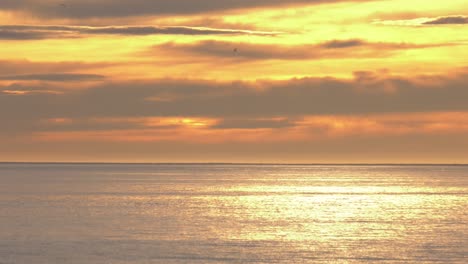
[2,164,466,262]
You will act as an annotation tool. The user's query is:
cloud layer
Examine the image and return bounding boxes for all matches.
[0,25,279,40]
[374,15,468,26]
[1,70,467,128]
[152,39,452,60]
[423,16,468,25]
[0,73,105,81]
[0,0,367,18]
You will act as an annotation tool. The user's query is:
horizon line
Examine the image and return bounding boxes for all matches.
[0,161,467,166]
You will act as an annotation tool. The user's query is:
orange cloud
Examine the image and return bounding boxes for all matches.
[31,112,468,144]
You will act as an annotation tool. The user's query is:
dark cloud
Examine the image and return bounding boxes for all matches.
[0,0,368,19]
[0,83,64,95]
[0,29,60,40]
[154,39,450,60]
[211,118,295,129]
[1,70,467,129]
[374,15,468,26]
[35,119,178,132]
[0,73,105,82]
[320,39,365,48]
[423,16,468,25]
[0,60,114,76]
[0,25,278,40]
[80,26,278,36]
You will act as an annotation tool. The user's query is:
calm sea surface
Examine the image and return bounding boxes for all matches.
[0,164,466,263]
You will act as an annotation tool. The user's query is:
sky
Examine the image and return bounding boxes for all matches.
[0,0,467,163]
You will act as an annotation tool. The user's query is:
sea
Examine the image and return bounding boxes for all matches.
[0,163,466,263]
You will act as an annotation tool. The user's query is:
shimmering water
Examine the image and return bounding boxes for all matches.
[0,163,466,263]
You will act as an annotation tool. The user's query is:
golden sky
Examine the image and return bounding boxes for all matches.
[1,0,467,163]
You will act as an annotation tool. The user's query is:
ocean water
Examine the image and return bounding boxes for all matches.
[0,163,466,263]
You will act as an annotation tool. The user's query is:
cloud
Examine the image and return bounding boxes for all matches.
[0,73,105,81]
[374,15,468,26]
[0,25,279,40]
[23,112,468,146]
[153,39,451,60]
[2,70,468,163]
[319,39,366,48]
[35,117,180,132]
[0,83,62,95]
[211,118,295,129]
[0,60,114,75]
[0,0,369,19]
[1,70,467,126]
[0,29,59,40]
[423,16,468,25]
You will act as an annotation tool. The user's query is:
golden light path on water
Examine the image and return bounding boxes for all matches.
[0,164,466,263]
